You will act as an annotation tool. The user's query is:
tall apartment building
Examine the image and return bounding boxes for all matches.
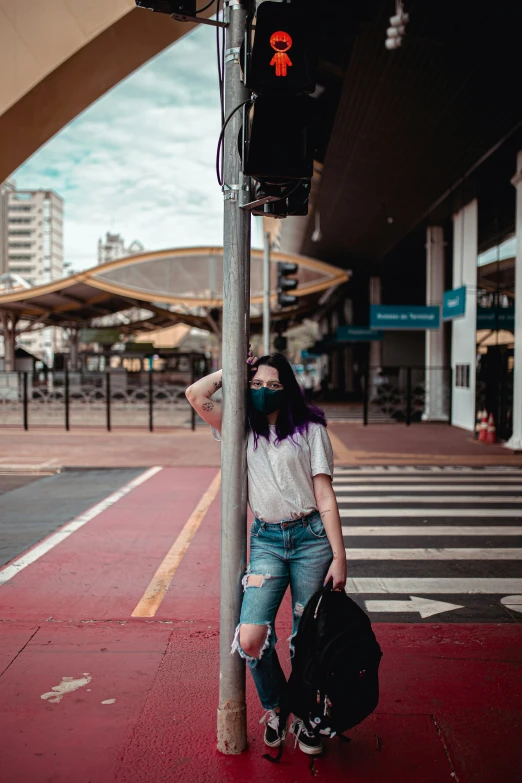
[0,184,65,361]
[97,232,143,265]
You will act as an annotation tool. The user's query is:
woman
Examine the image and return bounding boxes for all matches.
[185,351,346,755]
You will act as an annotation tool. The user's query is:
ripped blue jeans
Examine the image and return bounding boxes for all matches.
[232,511,332,711]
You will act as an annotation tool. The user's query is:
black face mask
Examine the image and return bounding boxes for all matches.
[250,387,283,415]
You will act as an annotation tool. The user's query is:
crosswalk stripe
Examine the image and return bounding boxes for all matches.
[344,548,522,560]
[344,577,522,594]
[341,525,522,536]
[336,495,522,503]
[334,467,522,618]
[339,508,522,517]
[333,484,522,492]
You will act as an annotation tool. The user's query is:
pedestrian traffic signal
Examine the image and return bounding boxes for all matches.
[240,1,317,217]
[277,262,298,308]
[246,1,317,96]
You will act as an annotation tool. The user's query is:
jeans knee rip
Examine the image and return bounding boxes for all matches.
[241,569,271,591]
[231,622,272,666]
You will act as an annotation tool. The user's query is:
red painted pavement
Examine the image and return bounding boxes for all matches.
[0,467,219,623]
[0,466,521,782]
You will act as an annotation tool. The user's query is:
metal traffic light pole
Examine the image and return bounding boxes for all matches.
[263,231,271,354]
[217,0,252,755]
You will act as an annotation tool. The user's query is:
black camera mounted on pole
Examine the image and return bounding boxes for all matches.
[134,1,227,27]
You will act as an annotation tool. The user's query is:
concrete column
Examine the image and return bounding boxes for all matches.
[423,226,447,420]
[451,200,478,431]
[369,277,382,371]
[505,151,522,451]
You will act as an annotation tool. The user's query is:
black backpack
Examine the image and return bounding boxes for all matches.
[265,583,383,762]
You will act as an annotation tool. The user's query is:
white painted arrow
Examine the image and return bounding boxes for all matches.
[364,595,464,618]
[500,595,522,614]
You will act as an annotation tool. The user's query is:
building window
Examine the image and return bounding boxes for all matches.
[455,364,470,388]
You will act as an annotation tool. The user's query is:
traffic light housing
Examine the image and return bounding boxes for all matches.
[277,262,298,308]
[245,1,317,96]
[240,1,317,218]
[242,96,315,181]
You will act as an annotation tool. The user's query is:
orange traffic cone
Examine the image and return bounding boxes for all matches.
[486,413,497,444]
[478,410,488,442]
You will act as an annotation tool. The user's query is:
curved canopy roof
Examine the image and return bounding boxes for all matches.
[0,247,349,335]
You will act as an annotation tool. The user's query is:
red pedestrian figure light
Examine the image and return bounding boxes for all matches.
[270,30,293,77]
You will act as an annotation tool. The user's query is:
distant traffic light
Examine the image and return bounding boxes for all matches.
[277,262,298,308]
[385,3,409,50]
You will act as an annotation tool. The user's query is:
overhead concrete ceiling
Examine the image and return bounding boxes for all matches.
[0,1,213,182]
[282,0,522,270]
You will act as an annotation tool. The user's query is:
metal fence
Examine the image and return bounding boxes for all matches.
[362,365,451,425]
[0,370,198,430]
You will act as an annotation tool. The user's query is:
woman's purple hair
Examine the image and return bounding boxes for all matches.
[247,353,327,447]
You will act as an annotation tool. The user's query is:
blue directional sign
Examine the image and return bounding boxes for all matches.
[370,305,440,330]
[336,326,383,342]
[476,307,515,330]
[443,286,466,321]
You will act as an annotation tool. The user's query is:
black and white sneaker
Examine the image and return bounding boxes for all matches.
[290,718,324,755]
[260,710,284,747]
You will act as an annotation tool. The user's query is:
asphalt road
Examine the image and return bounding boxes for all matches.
[0,468,143,567]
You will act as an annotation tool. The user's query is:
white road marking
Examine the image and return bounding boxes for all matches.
[342,525,522,536]
[0,466,162,586]
[101,699,116,705]
[500,595,522,614]
[364,596,464,618]
[333,478,522,489]
[339,508,522,517]
[336,495,522,503]
[334,468,522,475]
[345,547,522,560]
[333,483,522,491]
[345,577,522,594]
[41,673,92,704]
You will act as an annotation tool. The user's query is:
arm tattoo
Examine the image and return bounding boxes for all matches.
[202,401,214,412]
[212,380,222,391]
[319,509,331,518]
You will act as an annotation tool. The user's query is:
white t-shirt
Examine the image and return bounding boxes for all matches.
[212,422,334,523]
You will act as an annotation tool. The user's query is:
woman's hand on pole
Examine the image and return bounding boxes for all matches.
[247,344,258,373]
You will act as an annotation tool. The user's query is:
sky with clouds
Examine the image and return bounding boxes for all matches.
[13,23,260,272]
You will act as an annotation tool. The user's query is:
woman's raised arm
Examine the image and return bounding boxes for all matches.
[185,369,223,431]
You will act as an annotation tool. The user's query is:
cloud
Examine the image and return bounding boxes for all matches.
[11,24,237,272]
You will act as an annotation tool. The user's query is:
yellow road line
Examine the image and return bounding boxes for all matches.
[328,430,355,464]
[131,470,221,618]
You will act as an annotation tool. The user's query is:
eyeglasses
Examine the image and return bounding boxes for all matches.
[250,379,284,392]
